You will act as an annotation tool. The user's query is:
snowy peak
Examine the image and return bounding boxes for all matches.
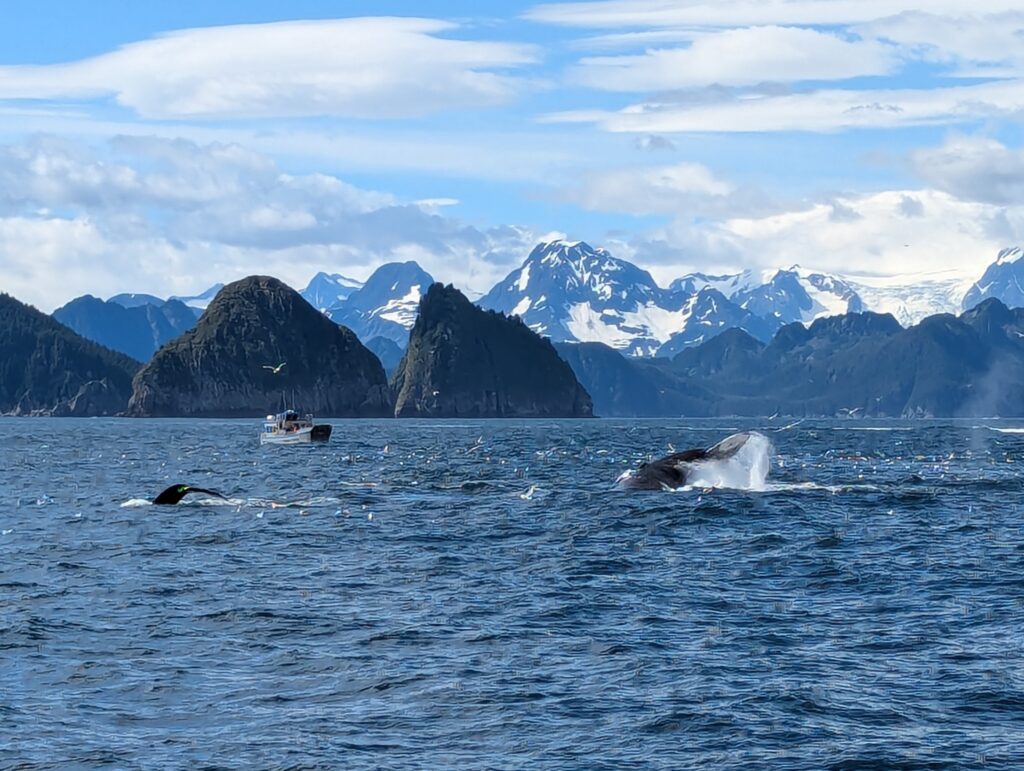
[504,239,661,307]
[963,245,1024,312]
[301,272,363,312]
[671,267,862,325]
[480,239,767,356]
[656,287,782,358]
[732,267,862,324]
[327,261,435,349]
[339,261,434,317]
[996,246,1023,265]
[479,239,665,351]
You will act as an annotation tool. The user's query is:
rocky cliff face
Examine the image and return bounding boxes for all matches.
[392,283,593,418]
[0,293,139,416]
[126,276,392,417]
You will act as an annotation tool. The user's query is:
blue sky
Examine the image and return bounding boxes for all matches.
[2,1,1024,309]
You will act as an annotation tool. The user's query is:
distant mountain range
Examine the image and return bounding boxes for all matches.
[48,239,1024,362]
[13,273,1024,416]
[53,295,197,362]
[559,298,1024,418]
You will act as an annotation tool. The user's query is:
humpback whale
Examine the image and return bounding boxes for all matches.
[152,484,229,505]
[616,431,765,490]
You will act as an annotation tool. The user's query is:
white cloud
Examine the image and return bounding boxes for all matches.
[910,136,1024,205]
[545,78,1024,132]
[414,198,460,211]
[525,1,1024,29]
[0,18,538,119]
[639,188,1016,283]
[856,11,1024,75]
[530,3,1024,138]
[572,26,895,91]
[0,136,542,310]
[560,161,745,215]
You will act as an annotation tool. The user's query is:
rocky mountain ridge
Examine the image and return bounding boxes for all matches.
[126,276,391,417]
[392,283,593,418]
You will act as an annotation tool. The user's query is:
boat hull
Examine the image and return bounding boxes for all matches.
[260,427,313,445]
[311,424,332,442]
[259,423,332,445]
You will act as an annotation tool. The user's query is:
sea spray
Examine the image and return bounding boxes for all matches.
[684,431,773,491]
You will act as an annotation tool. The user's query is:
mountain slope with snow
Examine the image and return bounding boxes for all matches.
[479,240,667,354]
[301,272,363,312]
[657,288,782,357]
[479,240,765,356]
[328,261,434,348]
[673,267,863,325]
[962,247,1024,312]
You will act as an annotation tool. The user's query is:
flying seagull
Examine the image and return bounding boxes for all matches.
[262,362,286,374]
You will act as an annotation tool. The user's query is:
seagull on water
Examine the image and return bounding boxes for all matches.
[262,362,287,374]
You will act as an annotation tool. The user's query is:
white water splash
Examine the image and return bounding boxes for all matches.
[120,498,152,508]
[683,432,774,491]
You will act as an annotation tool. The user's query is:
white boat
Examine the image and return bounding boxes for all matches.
[260,410,332,445]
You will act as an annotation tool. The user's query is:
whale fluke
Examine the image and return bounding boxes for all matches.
[152,484,228,505]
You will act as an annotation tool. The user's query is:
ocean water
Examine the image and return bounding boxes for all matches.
[2,418,1024,769]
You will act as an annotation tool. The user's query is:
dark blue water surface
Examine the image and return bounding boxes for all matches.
[3,418,1024,769]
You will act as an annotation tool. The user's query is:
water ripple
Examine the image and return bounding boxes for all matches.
[2,417,1024,768]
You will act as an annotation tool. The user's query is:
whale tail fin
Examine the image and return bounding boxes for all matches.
[152,484,228,505]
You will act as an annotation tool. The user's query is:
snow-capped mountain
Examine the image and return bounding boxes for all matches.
[59,243,1024,362]
[480,240,681,356]
[480,239,801,356]
[962,247,1024,312]
[674,266,863,325]
[169,284,224,313]
[657,288,782,358]
[328,261,434,348]
[301,272,363,312]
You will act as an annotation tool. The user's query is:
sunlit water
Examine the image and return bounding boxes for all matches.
[2,418,1024,768]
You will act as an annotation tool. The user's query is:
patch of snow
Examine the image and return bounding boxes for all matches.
[996,246,1023,265]
[847,270,972,326]
[800,278,851,321]
[564,300,692,350]
[516,263,531,293]
[375,285,423,328]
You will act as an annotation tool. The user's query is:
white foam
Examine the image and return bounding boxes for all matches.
[762,481,882,493]
[683,432,773,491]
[120,498,153,508]
[984,427,1024,434]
